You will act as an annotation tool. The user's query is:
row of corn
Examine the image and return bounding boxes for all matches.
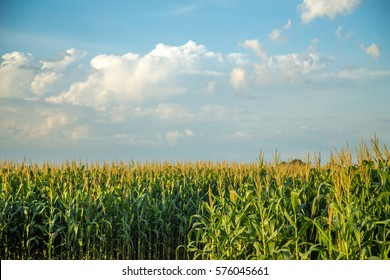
[1,139,389,259]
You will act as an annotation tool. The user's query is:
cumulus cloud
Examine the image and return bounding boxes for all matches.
[31,72,62,96]
[1,51,35,67]
[2,38,390,163]
[0,52,37,98]
[46,75,109,110]
[0,39,337,112]
[245,38,328,84]
[48,41,224,109]
[0,49,84,99]
[335,26,352,40]
[361,43,381,59]
[2,38,384,122]
[230,68,246,89]
[298,0,362,23]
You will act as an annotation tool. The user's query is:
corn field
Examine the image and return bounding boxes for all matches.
[1,138,389,260]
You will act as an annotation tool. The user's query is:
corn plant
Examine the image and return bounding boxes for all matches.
[1,138,389,259]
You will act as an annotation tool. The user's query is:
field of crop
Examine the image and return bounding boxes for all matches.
[1,139,389,260]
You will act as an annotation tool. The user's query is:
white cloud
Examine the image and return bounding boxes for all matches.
[0,40,333,112]
[2,39,390,163]
[1,40,334,112]
[230,68,246,89]
[361,43,381,59]
[1,51,35,66]
[298,0,362,23]
[90,52,139,70]
[253,40,327,84]
[269,19,292,43]
[166,129,193,145]
[267,52,325,79]
[31,72,62,96]
[283,19,292,30]
[0,52,37,98]
[242,40,268,61]
[47,75,110,110]
[0,101,89,144]
[269,29,286,43]
[48,41,225,109]
[240,39,325,83]
[335,26,352,40]
[228,53,249,66]
[166,131,182,145]
[0,49,84,99]
[41,48,85,70]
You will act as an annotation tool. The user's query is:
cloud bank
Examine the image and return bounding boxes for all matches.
[1,38,385,114]
[1,39,388,162]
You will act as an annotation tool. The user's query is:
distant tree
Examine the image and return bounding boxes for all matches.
[290,159,304,165]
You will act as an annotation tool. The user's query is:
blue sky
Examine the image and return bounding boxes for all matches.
[1,0,389,163]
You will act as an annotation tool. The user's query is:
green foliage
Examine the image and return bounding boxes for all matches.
[0,138,389,259]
